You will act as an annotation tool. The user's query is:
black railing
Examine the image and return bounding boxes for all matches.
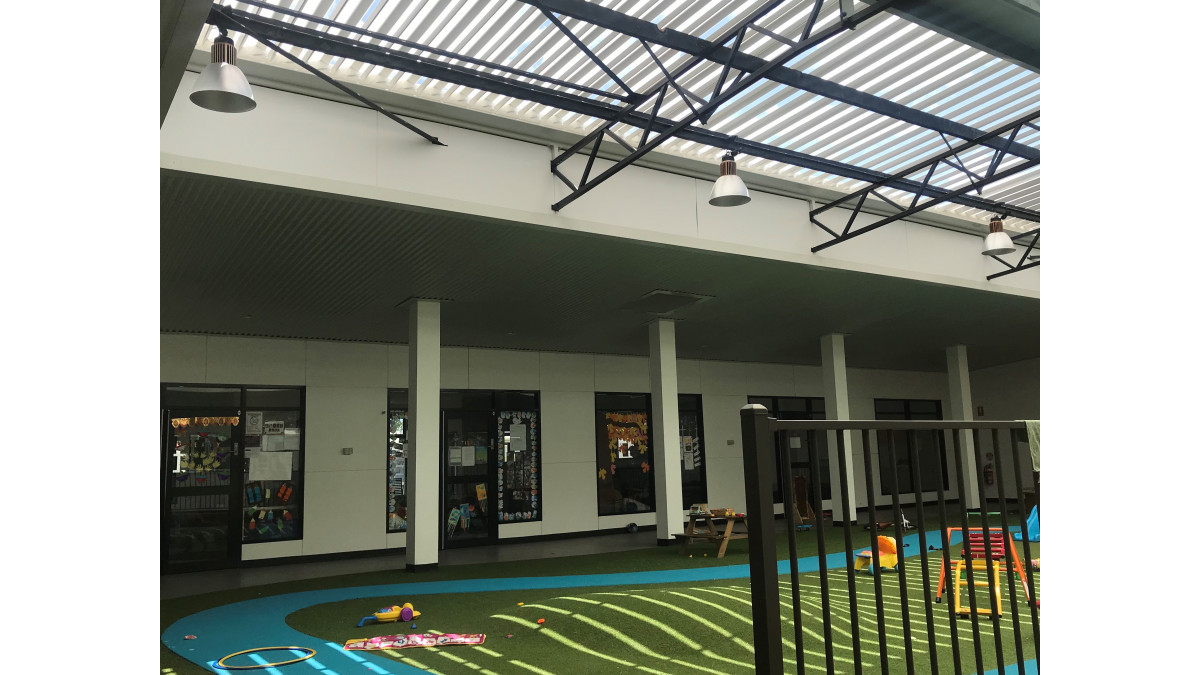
[740,406,1040,675]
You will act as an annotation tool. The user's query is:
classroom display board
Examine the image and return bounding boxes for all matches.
[387,411,408,532]
[498,410,539,522]
[241,409,302,542]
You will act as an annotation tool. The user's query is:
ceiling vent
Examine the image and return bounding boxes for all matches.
[620,290,713,316]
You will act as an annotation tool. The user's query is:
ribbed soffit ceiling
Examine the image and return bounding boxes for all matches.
[194,0,1040,233]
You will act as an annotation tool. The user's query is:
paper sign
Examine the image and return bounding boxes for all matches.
[476,447,488,464]
[460,446,475,467]
[249,451,293,480]
[247,412,263,435]
[509,424,527,453]
[263,434,286,452]
[449,446,462,466]
[263,420,285,434]
[283,431,300,450]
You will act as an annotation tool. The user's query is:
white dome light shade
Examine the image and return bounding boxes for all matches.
[190,36,256,113]
[982,215,1015,255]
[708,152,751,207]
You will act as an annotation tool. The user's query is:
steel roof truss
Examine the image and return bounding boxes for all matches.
[810,111,1040,253]
[549,0,898,211]
[986,229,1040,280]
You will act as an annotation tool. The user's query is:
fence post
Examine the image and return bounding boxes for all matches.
[740,404,783,675]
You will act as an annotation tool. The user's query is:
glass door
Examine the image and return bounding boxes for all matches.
[162,403,242,572]
[441,392,497,548]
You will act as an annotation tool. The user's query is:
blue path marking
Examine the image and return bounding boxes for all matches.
[163,528,1028,674]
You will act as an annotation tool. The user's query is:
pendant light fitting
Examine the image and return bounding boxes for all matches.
[708,150,751,207]
[982,214,1016,255]
[190,28,257,113]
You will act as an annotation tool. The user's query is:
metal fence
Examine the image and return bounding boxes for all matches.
[739,406,1040,675]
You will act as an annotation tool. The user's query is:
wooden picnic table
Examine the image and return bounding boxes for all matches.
[676,512,748,559]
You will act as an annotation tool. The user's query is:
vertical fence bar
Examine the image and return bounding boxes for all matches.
[739,405,784,675]
[933,428,963,675]
[778,435,806,674]
[885,430,916,674]
[950,428,986,675]
[907,430,939,675]
[970,429,1006,670]
[1008,429,1040,664]
[811,428,836,675]
[858,429,890,673]
[991,428,1026,675]
[834,428,865,675]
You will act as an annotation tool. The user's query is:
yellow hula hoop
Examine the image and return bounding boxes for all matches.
[215,646,316,670]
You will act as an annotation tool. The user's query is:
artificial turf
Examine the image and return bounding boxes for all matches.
[162,520,1039,675]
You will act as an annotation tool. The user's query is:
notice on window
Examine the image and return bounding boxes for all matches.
[449,446,462,466]
[263,434,286,452]
[460,446,475,467]
[509,424,527,453]
[247,412,264,436]
[476,446,488,464]
[249,450,293,480]
[682,437,695,470]
[283,431,301,450]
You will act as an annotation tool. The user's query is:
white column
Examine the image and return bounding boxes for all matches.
[947,344,981,509]
[406,300,441,570]
[649,318,684,544]
[821,333,858,523]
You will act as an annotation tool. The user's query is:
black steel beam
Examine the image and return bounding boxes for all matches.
[986,228,1040,280]
[523,0,1039,163]
[550,0,897,211]
[207,5,1038,221]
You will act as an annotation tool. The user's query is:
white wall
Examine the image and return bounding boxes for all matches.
[162,74,1039,297]
[162,334,1039,561]
[972,358,1040,501]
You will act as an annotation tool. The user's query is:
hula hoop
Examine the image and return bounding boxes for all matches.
[215,646,316,670]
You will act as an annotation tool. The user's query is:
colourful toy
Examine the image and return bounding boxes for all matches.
[215,646,315,670]
[537,618,545,624]
[343,634,486,651]
[357,602,421,628]
[853,535,899,573]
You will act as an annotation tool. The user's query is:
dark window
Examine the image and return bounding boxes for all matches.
[749,396,831,503]
[678,394,707,508]
[386,389,408,533]
[874,398,947,496]
[596,393,654,516]
[241,394,304,543]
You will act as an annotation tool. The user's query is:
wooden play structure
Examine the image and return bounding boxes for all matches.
[791,475,817,530]
[935,527,1032,617]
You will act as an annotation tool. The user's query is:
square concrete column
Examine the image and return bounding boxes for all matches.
[406,300,441,571]
[947,344,981,510]
[821,334,858,523]
[649,319,684,544]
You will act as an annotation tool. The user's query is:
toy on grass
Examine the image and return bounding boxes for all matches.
[215,646,315,670]
[537,618,546,624]
[344,634,486,651]
[853,535,899,573]
[357,602,421,628]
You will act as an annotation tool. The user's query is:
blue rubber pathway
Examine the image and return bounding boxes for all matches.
[163,528,1036,674]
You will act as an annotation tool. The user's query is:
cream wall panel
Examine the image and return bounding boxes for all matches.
[696,183,809,254]
[385,531,407,550]
[379,120,555,216]
[905,221,987,281]
[555,156,698,239]
[302,470,388,555]
[540,391,596,464]
[699,360,747,396]
[599,513,657,530]
[205,336,306,385]
[593,355,650,392]
[306,341,388,387]
[701,395,746,460]
[304,386,388,473]
[704,456,748,514]
[499,521,544,539]
[242,540,303,561]
[812,210,909,271]
[541,462,599,535]
[744,362,796,397]
[793,365,824,396]
[468,348,540,390]
[539,352,595,392]
[677,359,701,394]
[162,333,208,382]
[387,344,410,387]
[440,347,469,389]
[163,73,378,187]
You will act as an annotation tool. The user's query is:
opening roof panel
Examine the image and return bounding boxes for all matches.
[198,0,1039,232]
